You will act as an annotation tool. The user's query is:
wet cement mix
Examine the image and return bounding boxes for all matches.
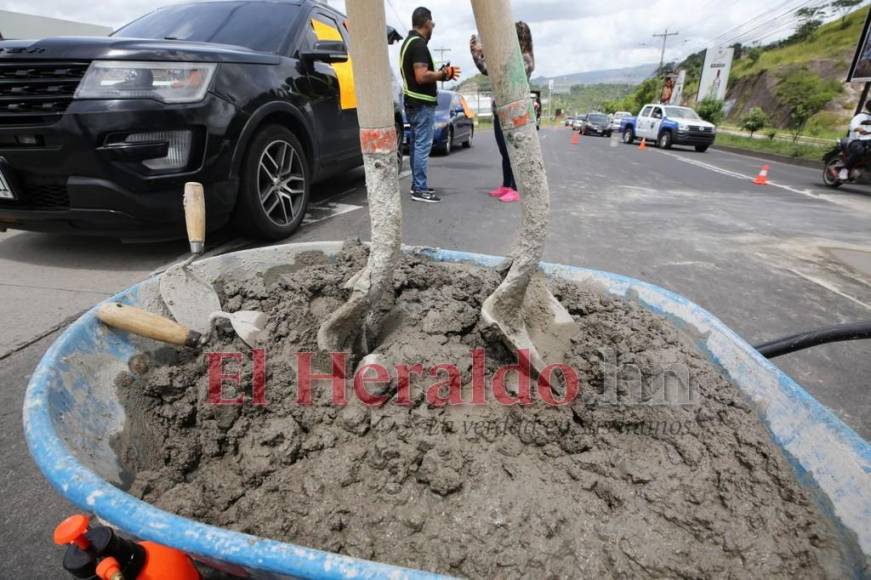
[115,242,855,578]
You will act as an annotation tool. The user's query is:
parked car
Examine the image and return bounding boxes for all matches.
[0,0,405,240]
[583,112,611,136]
[403,90,474,156]
[620,104,716,152]
[572,114,587,130]
[609,111,631,132]
[564,116,576,127]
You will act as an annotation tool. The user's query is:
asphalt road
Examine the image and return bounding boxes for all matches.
[1,127,869,575]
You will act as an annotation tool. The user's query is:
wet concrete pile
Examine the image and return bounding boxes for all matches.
[113,242,854,578]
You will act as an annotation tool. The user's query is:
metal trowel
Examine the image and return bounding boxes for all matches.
[159,182,222,334]
[98,303,267,348]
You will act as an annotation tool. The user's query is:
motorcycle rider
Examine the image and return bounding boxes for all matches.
[840,100,871,181]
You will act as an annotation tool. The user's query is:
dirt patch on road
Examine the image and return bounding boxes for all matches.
[114,242,854,578]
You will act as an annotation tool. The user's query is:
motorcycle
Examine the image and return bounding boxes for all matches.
[822,138,871,187]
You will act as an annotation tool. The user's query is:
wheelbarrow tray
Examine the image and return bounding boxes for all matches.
[23,242,871,578]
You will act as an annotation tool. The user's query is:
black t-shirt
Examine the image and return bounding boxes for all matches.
[400,30,437,106]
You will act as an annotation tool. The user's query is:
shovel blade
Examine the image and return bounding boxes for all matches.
[482,274,576,374]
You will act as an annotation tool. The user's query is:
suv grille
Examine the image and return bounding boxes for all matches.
[0,176,70,209]
[0,62,90,125]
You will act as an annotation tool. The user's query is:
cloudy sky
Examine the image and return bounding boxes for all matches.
[2,0,863,79]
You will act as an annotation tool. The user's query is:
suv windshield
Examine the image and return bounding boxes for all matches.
[589,114,609,124]
[114,2,301,53]
[664,107,701,120]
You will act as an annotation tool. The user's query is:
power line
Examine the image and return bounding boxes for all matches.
[652,28,680,71]
[711,0,804,43]
[384,0,406,31]
[719,0,823,46]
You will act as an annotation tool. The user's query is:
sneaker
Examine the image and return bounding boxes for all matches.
[409,187,436,195]
[489,186,511,198]
[838,169,849,181]
[411,189,441,203]
[498,189,520,203]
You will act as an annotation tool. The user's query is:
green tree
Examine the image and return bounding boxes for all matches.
[830,0,861,26]
[776,67,842,142]
[741,107,768,137]
[793,6,827,40]
[747,47,762,65]
[697,97,725,125]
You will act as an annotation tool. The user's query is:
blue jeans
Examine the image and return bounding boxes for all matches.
[405,102,436,192]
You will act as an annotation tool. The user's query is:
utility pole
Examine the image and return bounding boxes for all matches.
[432,47,452,87]
[652,28,679,73]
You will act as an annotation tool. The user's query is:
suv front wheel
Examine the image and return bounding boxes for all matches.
[234,125,310,240]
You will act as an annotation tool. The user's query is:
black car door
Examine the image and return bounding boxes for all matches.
[294,9,360,165]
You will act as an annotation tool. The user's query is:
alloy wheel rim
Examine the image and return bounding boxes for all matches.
[257,139,305,227]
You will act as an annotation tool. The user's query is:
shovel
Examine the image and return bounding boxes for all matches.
[97,303,266,348]
[159,182,222,335]
[471,0,577,374]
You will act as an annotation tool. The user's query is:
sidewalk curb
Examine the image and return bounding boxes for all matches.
[712,144,823,169]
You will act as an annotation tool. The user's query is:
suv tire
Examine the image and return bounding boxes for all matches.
[233,124,310,240]
[658,131,673,149]
[622,128,635,144]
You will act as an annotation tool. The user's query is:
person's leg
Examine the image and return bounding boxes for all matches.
[494,114,517,190]
[405,105,420,190]
[842,140,866,179]
[412,104,435,191]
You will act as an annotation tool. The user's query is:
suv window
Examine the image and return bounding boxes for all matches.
[114,2,300,53]
[652,107,663,119]
[640,106,652,117]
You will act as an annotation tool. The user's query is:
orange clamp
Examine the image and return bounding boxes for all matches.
[54,514,91,550]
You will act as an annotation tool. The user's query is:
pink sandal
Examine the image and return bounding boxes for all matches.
[498,189,520,203]
[489,186,511,198]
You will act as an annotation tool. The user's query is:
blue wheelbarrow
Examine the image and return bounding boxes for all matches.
[23,242,871,578]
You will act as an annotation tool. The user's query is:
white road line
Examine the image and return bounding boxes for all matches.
[786,268,870,311]
[659,150,828,201]
[301,201,363,226]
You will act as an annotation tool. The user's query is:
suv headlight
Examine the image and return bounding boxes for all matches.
[75,61,216,104]
[678,123,689,131]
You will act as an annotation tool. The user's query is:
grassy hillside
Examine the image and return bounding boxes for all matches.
[541,83,635,116]
[731,7,867,81]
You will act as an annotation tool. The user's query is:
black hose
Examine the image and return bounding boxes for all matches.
[754,321,871,359]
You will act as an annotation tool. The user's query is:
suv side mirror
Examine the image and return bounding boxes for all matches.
[300,40,348,64]
[454,105,465,116]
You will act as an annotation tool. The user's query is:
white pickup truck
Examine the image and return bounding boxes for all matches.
[619,104,717,152]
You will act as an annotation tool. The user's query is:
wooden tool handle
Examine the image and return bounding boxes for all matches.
[97,303,202,347]
[183,182,205,255]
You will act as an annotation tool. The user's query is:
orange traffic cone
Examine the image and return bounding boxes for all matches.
[571,131,580,145]
[753,164,769,185]
[639,137,647,150]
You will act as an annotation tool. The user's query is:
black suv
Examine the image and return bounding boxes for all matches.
[0,0,404,240]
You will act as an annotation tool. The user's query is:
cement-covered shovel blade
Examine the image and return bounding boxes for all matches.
[160,265,222,335]
[481,273,576,374]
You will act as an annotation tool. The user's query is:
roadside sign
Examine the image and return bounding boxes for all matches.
[847,7,871,81]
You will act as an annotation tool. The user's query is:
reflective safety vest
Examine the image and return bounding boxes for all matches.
[400,35,437,104]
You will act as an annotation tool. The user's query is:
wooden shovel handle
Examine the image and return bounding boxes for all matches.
[97,303,202,347]
[183,182,205,255]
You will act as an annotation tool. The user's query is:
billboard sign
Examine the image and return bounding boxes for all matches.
[670,69,686,105]
[697,47,733,102]
[847,7,871,81]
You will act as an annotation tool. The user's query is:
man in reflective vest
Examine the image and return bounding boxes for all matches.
[400,6,460,203]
